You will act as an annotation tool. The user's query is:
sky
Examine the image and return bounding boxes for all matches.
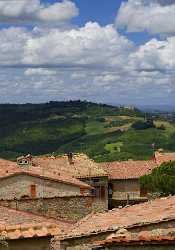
[0,0,175,106]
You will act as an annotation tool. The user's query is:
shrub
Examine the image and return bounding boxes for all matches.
[140,161,175,195]
[132,119,155,130]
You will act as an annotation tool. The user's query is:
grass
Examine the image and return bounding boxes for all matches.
[0,100,175,162]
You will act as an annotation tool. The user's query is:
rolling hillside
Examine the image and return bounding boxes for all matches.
[0,100,175,162]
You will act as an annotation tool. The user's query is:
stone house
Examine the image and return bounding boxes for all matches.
[0,155,106,222]
[0,157,100,221]
[33,154,109,212]
[58,195,175,250]
[100,160,157,207]
[0,158,92,200]
[0,205,71,250]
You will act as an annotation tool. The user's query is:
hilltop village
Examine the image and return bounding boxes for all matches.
[0,151,174,249]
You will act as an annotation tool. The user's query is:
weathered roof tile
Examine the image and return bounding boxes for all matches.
[63,196,175,239]
[0,206,72,240]
[99,160,157,179]
[0,158,91,189]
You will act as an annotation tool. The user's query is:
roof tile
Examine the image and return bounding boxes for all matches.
[95,228,175,246]
[99,160,157,179]
[0,206,72,240]
[0,158,91,189]
[33,154,107,178]
[63,196,175,239]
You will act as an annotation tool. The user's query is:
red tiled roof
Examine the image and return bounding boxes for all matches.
[0,158,91,189]
[62,196,175,239]
[154,151,175,165]
[95,228,175,246]
[33,154,107,178]
[99,160,157,180]
[0,206,72,240]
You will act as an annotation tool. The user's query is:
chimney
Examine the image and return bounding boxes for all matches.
[67,152,74,165]
[17,154,32,167]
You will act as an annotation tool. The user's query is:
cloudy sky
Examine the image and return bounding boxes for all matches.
[1,0,175,105]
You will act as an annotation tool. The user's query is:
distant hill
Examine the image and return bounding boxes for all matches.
[0,100,175,162]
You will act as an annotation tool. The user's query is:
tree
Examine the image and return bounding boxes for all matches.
[140,161,175,196]
[131,119,155,130]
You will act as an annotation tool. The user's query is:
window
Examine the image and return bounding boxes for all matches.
[30,184,36,198]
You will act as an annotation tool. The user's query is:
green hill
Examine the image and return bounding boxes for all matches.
[0,100,175,162]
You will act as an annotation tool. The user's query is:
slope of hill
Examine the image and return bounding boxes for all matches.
[0,100,175,162]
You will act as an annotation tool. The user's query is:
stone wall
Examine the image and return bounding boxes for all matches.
[0,195,106,222]
[0,174,81,200]
[112,179,141,200]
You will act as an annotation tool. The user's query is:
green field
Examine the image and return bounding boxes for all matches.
[0,101,175,162]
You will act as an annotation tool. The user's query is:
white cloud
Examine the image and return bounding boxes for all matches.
[0,0,78,24]
[116,0,175,35]
[23,22,133,68]
[0,22,133,69]
[0,19,175,105]
[24,68,57,76]
[129,37,175,71]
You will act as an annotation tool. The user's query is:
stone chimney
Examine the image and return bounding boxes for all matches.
[67,152,74,165]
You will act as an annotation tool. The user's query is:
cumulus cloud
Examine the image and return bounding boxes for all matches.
[129,37,175,71]
[116,0,175,35]
[0,22,133,69]
[0,0,78,24]
[0,13,175,105]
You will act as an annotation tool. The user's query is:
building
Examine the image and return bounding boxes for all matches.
[0,157,92,200]
[0,205,71,250]
[33,153,108,212]
[100,160,157,207]
[0,157,98,221]
[93,228,175,249]
[58,196,175,250]
[154,151,175,165]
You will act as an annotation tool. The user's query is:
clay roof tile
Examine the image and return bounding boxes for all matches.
[64,196,175,239]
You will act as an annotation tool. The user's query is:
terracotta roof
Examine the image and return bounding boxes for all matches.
[0,158,91,189]
[0,206,72,240]
[62,196,175,239]
[99,160,157,180]
[95,228,175,246]
[154,151,175,165]
[33,154,107,178]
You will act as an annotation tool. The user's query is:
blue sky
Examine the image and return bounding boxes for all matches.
[44,0,123,26]
[0,0,175,106]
